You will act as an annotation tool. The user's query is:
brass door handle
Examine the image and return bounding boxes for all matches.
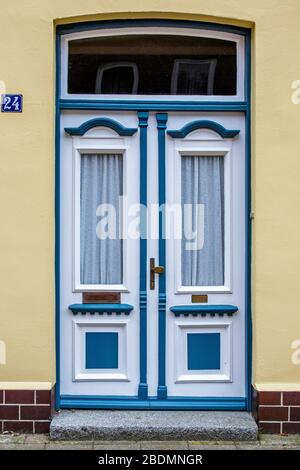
[150,258,165,290]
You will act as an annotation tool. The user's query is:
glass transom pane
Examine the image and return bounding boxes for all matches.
[68,35,237,95]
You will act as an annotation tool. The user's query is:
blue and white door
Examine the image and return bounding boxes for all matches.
[58,22,250,409]
[59,110,246,408]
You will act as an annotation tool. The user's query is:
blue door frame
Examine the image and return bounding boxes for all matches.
[55,19,252,411]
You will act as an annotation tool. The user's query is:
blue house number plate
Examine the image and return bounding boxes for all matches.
[1,94,23,113]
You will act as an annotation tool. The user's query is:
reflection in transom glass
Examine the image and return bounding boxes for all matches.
[68,35,237,95]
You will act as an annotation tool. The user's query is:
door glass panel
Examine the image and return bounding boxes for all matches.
[181,155,224,286]
[68,35,237,95]
[80,153,123,284]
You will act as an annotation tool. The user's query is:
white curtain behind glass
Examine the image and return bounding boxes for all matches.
[181,155,224,286]
[80,153,123,284]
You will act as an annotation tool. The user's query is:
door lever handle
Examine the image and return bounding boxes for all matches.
[150,258,165,290]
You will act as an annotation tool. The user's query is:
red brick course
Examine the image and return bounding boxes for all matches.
[3,421,34,433]
[35,421,51,433]
[258,406,288,421]
[36,390,51,404]
[282,422,300,433]
[290,407,300,421]
[259,422,281,434]
[21,405,51,421]
[257,390,300,434]
[259,391,281,405]
[0,405,19,420]
[5,390,34,404]
[0,388,54,434]
[283,392,300,406]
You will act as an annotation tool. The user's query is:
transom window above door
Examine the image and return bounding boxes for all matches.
[61,27,245,100]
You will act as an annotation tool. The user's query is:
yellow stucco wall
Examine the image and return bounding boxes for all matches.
[0,1,300,391]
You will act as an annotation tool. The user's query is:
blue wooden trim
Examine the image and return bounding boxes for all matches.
[138,111,149,400]
[68,303,133,315]
[64,117,137,136]
[170,305,238,317]
[167,120,240,139]
[57,19,249,38]
[59,99,248,112]
[54,31,61,411]
[59,394,247,410]
[245,30,252,412]
[156,113,168,400]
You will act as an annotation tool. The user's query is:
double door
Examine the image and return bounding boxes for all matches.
[59,110,246,408]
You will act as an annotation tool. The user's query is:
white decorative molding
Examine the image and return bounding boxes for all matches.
[173,319,233,383]
[72,135,130,292]
[168,135,233,294]
[72,318,130,382]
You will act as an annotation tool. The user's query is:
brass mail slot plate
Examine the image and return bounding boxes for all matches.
[191,294,208,303]
[83,292,120,304]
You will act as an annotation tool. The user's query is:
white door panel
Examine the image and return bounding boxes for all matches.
[165,112,245,397]
[60,111,140,396]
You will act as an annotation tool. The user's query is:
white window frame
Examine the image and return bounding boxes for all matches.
[169,132,233,294]
[61,26,245,101]
[72,134,129,292]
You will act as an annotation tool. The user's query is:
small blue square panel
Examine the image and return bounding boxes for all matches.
[85,332,118,369]
[187,333,220,370]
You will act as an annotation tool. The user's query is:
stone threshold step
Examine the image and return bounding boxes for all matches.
[50,410,258,441]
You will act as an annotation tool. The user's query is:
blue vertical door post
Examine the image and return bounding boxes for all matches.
[156,113,168,399]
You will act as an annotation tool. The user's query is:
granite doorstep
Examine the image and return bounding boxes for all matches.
[50,410,258,441]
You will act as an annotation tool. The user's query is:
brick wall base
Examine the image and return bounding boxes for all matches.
[0,388,54,433]
[2,387,300,434]
[256,390,300,434]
